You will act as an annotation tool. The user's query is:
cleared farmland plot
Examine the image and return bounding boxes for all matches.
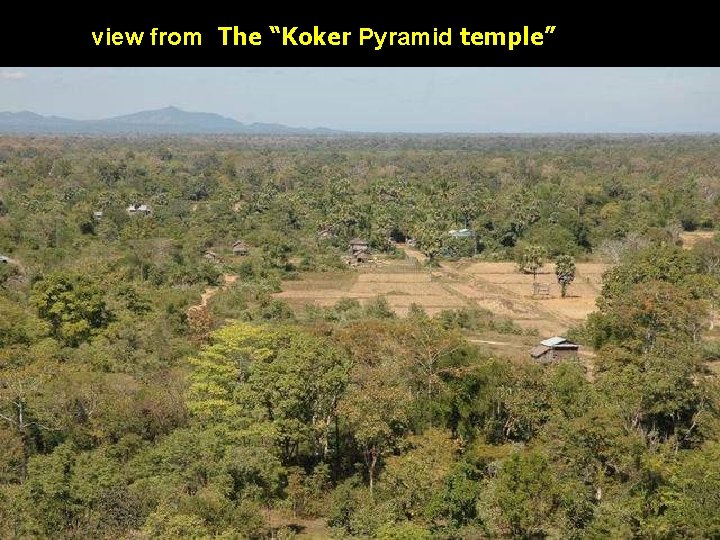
[276,268,466,316]
[444,261,606,334]
[275,258,608,335]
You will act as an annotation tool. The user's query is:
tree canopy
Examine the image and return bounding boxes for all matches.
[1,134,720,538]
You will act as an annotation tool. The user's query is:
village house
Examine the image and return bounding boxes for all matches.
[348,238,371,264]
[203,250,222,263]
[126,203,152,216]
[93,211,103,220]
[530,336,579,364]
[318,228,336,239]
[353,251,371,264]
[232,240,249,256]
[448,228,474,238]
[349,238,369,255]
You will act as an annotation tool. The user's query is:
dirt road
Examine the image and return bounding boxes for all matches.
[193,274,238,309]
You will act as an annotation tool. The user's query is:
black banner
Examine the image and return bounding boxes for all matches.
[1,9,715,66]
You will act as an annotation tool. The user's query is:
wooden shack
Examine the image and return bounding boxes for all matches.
[126,203,152,216]
[530,336,579,364]
[533,282,551,297]
[354,251,370,263]
[232,241,249,256]
[349,238,369,255]
[318,228,336,239]
[203,250,222,263]
[348,238,371,264]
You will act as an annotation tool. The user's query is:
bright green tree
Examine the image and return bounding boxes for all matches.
[516,244,547,282]
[554,254,576,297]
[188,322,349,464]
[380,429,457,524]
[30,273,111,347]
[495,450,559,537]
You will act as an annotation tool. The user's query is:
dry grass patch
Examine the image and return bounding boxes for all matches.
[275,258,609,337]
[680,230,716,249]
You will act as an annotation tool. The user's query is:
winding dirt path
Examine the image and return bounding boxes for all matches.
[192,274,238,310]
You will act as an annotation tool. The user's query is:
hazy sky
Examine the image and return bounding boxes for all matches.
[1,67,719,132]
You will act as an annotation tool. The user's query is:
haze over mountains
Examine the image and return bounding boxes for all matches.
[0,106,338,134]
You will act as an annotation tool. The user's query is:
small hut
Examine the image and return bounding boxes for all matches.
[233,240,249,256]
[348,238,371,264]
[318,228,336,239]
[354,251,371,264]
[532,282,551,297]
[530,337,579,364]
[203,250,222,263]
[448,228,474,238]
[126,203,152,216]
[349,238,370,255]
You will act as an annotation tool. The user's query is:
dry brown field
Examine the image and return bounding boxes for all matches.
[274,250,608,337]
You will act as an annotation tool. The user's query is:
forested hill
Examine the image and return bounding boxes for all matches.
[0,135,719,538]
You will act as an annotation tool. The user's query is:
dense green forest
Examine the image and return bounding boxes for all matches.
[1,134,720,538]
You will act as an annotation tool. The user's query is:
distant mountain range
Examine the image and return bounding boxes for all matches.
[0,106,339,135]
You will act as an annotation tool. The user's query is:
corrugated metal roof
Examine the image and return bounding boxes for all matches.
[530,345,550,358]
[541,336,569,347]
[448,228,474,238]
